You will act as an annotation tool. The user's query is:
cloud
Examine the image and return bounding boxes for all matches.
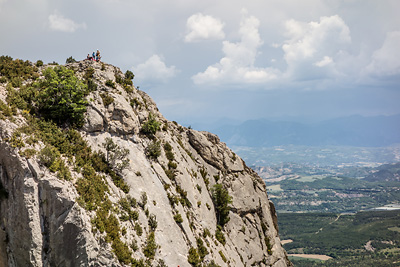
[314,56,333,67]
[0,0,7,12]
[134,54,177,83]
[192,10,279,85]
[282,15,351,80]
[48,11,87,33]
[184,13,225,42]
[365,31,400,77]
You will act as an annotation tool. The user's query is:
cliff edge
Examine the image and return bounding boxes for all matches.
[0,57,291,267]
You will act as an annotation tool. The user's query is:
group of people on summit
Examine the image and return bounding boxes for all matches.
[86,50,101,62]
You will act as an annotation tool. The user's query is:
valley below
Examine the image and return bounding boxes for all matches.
[234,144,400,266]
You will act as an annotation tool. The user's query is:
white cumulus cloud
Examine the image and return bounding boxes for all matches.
[134,54,177,83]
[282,15,351,80]
[184,13,225,42]
[48,11,86,32]
[192,10,279,85]
[365,31,400,77]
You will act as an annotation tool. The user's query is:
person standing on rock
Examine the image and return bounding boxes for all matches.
[92,52,96,61]
[96,50,101,62]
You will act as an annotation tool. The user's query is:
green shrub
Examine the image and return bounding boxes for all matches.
[199,167,208,179]
[219,250,227,262]
[19,148,36,158]
[141,113,160,137]
[0,99,12,117]
[111,238,132,264]
[174,213,183,223]
[215,226,226,245]
[197,238,209,261]
[125,70,134,80]
[103,137,129,174]
[168,161,177,170]
[143,231,157,259]
[134,222,143,236]
[130,239,138,252]
[146,140,161,160]
[0,56,39,81]
[76,164,109,211]
[35,60,43,67]
[100,92,114,106]
[39,145,60,168]
[130,98,141,109]
[6,85,29,110]
[176,185,192,208]
[139,191,148,209]
[203,228,211,238]
[196,184,202,193]
[105,79,116,88]
[11,77,22,87]
[34,66,88,127]
[65,56,76,64]
[205,260,221,267]
[163,142,174,161]
[148,213,158,231]
[187,247,200,266]
[211,184,232,227]
[9,131,25,148]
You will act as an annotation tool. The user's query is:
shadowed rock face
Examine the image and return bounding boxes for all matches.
[0,60,292,267]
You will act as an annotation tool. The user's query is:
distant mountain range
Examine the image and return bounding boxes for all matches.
[210,114,400,147]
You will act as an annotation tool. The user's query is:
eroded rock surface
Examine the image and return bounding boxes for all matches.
[0,60,291,267]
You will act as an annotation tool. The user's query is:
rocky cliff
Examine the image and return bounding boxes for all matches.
[0,57,291,267]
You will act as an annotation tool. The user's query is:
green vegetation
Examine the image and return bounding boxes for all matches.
[188,246,200,266]
[262,161,400,213]
[164,142,174,161]
[35,66,88,126]
[146,140,161,160]
[215,226,226,245]
[115,70,134,93]
[100,92,114,106]
[35,60,43,67]
[141,113,160,137]
[218,250,227,262]
[196,237,209,261]
[103,137,130,174]
[279,210,400,266]
[125,70,134,81]
[143,231,157,260]
[148,213,158,231]
[173,213,183,223]
[211,184,232,227]
[0,57,140,265]
[105,79,116,88]
[65,56,76,63]
[0,55,39,82]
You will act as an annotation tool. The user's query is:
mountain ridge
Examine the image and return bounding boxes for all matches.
[0,57,291,267]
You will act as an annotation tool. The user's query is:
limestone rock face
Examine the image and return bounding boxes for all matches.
[0,60,292,267]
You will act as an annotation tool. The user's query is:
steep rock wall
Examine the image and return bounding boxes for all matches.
[0,60,291,267]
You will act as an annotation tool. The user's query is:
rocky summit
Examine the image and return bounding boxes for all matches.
[0,57,291,267]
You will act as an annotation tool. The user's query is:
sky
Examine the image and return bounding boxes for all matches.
[1,0,400,127]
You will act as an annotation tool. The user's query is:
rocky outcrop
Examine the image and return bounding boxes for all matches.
[0,60,291,266]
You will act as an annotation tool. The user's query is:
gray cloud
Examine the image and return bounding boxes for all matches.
[1,0,399,124]
[48,11,87,32]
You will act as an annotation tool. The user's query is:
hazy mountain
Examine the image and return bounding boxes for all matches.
[211,115,400,147]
